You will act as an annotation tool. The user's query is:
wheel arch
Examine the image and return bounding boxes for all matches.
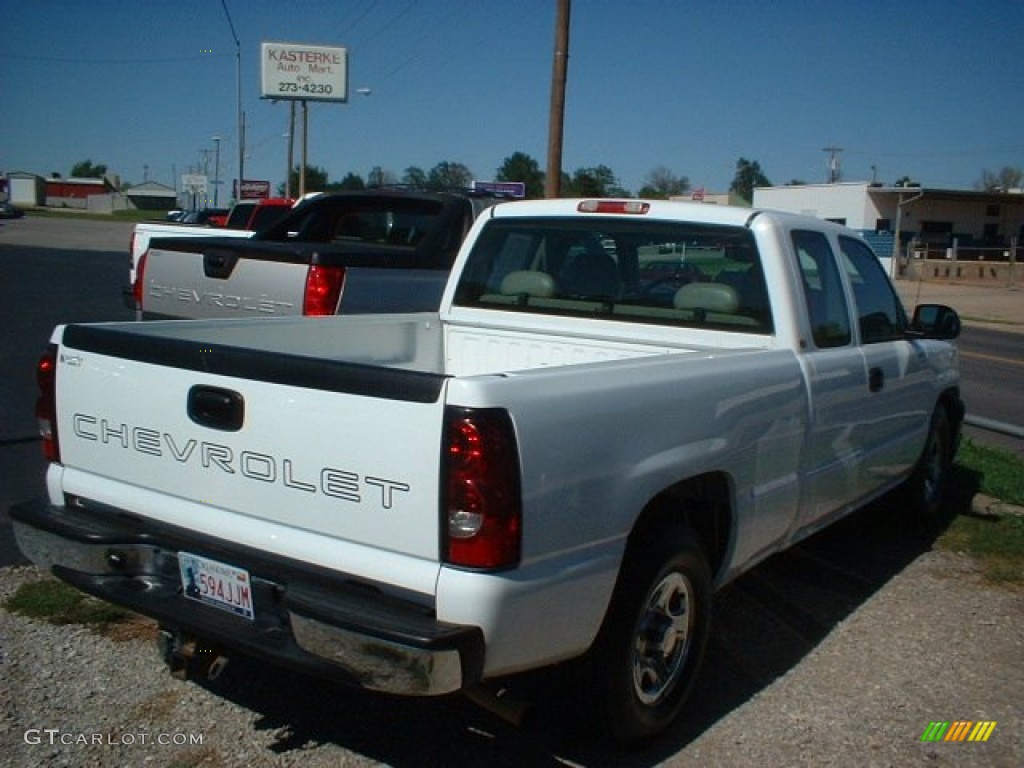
[937,386,965,449]
[627,471,733,584]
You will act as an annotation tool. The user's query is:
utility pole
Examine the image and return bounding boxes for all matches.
[545,0,571,198]
[285,102,295,199]
[823,146,843,184]
[300,101,308,196]
[221,0,243,201]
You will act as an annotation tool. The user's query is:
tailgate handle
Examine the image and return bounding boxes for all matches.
[203,249,240,279]
[188,386,245,431]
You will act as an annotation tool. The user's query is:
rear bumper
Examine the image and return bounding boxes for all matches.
[9,497,483,696]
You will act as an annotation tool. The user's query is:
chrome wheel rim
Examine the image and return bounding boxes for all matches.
[631,571,693,705]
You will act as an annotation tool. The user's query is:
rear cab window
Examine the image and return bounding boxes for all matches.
[453,217,773,334]
[791,230,852,348]
[838,235,908,343]
[259,197,446,248]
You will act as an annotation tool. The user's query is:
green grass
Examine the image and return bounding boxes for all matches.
[957,438,1024,506]
[23,206,165,223]
[942,438,1024,584]
[5,579,134,629]
[939,513,1024,584]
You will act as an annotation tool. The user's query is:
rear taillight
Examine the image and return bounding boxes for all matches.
[303,264,346,316]
[443,407,521,570]
[132,249,149,309]
[36,345,59,463]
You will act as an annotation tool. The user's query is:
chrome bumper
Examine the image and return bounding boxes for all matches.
[10,499,483,697]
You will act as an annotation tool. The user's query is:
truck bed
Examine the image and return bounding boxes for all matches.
[66,309,760,381]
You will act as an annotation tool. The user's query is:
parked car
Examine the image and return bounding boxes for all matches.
[180,208,229,225]
[0,201,26,219]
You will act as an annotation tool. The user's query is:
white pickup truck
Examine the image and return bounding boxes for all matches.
[128,198,299,287]
[12,198,963,744]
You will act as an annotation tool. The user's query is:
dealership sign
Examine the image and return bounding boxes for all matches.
[261,42,348,103]
[181,174,207,194]
[234,180,271,199]
[472,180,527,198]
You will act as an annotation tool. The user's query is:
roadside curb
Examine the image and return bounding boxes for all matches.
[970,492,1024,518]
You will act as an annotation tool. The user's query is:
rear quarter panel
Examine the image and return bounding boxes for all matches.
[437,347,808,674]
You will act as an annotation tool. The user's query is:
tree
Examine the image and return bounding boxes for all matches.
[402,166,428,188]
[427,161,473,191]
[638,166,689,199]
[975,166,1024,191]
[70,160,107,179]
[495,151,545,198]
[280,165,329,196]
[566,165,621,197]
[729,157,771,203]
[366,166,397,188]
[334,172,366,191]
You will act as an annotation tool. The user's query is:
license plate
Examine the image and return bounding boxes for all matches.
[178,552,254,621]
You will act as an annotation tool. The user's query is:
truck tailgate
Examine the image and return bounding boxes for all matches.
[142,242,307,319]
[54,324,448,570]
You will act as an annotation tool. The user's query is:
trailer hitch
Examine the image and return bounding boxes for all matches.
[157,628,230,681]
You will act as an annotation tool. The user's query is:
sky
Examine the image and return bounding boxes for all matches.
[3,0,1023,198]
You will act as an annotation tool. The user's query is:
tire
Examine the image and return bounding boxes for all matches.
[589,527,712,745]
[902,406,953,518]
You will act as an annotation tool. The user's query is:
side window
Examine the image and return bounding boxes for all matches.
[791,230,851,348]
[839,236,907,344]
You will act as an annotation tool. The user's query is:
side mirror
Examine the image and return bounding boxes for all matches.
[908,303,961,340]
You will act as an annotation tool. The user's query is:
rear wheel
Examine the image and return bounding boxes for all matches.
[589,528,711,745]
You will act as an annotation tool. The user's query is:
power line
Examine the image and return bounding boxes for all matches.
[0,52,231,64]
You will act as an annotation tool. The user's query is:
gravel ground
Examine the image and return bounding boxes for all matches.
[2,496,1021,768]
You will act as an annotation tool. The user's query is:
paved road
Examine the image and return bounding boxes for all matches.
[0,217,135,566]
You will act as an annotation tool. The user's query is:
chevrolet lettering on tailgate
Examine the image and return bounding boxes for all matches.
[71,412,411,509]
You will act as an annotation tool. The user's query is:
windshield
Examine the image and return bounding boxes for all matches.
[454,217,772,333]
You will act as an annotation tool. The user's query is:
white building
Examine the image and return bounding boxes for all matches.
[753,182,1024,267]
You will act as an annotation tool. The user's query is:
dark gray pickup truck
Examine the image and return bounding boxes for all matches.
[133,189,501,319]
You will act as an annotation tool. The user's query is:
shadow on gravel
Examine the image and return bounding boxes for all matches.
[181,465,981,768]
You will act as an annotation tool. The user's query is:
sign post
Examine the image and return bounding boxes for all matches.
[260,42,349,196]
[181,174,208,210]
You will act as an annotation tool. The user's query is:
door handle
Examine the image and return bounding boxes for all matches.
[868,366,884,392]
